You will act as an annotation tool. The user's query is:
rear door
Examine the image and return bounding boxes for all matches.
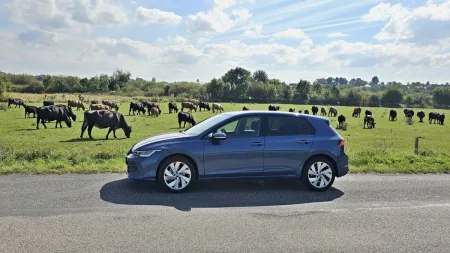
[263,115,315,176]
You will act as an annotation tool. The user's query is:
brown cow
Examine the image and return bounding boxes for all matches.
[181,102,197,112]
[90,104,112,111]
[68,100,85,111]
[102,100,119,111]
[212,103,224,113]
[189,99,200,106]
[150,107,159,117]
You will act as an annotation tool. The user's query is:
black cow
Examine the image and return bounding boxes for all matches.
[8,98,24,108]
[363,115,376,129]
[311,106,319,115]
[80,110,132,139]
[417,111,425,123]
[129,102,146,115]
[352,107,361,117]
[404,109,415,117]
[337,114,346,130]
[91,100,99,105]
[268,105,280,111]
[328,107,338,117]
[36,105,75,129]
[146,102,161,116]
[429,112,440,124]
[389,110,397,121]
[243,106,249,111]
[169,102,178,113]
[289,108,295,112]
[199,102,210,112]
[365,110,372,116]
[438,114,445,125]
[43,100,54,106]
[178,112,196,128]
[304,110,310,114]
[298,110,303,113]
[320,107,327,116]
[24,105,38,118]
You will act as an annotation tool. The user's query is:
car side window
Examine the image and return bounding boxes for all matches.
[268,116,315,136]
[216,116,262,138]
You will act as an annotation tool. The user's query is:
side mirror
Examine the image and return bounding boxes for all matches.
[212,132,226,140]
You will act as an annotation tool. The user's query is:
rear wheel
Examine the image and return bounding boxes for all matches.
[302,157,335,191]
[157,156,195,193]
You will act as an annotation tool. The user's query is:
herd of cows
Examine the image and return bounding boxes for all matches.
[6,97,446,140]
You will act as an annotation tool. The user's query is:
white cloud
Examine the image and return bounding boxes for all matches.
[95,37,160,59]
[156,35,188,45]
[232,8,252,22]
[243,23,263,38]
[271,28,313,50]
[362,3,408,22]
[214,0,236,10]
[18,29,59,47]
[328,32,348,38]
[135,6,182,25]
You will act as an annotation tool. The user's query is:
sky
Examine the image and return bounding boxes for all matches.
[1,0,450,84]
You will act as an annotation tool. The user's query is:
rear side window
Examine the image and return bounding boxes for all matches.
[267,116,315,136]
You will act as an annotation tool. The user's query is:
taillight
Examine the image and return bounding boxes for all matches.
[338,138,345,147]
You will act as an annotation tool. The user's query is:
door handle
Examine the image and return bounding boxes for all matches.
[297,140,310,144]
[250,142,263,146]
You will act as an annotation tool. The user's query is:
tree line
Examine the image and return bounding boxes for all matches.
[1,67,450,108]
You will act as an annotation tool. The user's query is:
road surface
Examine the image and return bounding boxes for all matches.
[1,174,449,253]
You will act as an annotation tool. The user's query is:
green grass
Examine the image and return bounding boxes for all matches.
[1,101,449,174]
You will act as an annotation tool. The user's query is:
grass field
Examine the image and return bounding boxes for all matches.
[1,95,450,174]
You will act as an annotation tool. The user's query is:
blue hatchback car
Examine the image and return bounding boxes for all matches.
[126,111,348,192]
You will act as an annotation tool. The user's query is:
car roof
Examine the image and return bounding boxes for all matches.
[222,110,329,120]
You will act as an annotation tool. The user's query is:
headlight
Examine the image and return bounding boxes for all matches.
[132,150,161,158]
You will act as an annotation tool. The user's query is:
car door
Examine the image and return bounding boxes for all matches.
[263,115,315,176]
[203,115,264,178]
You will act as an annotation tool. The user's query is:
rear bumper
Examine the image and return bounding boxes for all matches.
[336,154,349,177]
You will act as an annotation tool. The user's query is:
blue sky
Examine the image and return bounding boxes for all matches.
[1,0,450,83]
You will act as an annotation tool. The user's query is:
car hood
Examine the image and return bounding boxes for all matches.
[132,132,190,151]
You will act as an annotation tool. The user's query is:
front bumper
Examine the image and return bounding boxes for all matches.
[125,153,160,180]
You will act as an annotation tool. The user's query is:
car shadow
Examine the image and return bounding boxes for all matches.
[100,178,344,211]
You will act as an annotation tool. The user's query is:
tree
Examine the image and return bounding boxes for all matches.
[312,83,322,96]
[294,80,310,102]
[368,94,380,107]
[433,87,450,106]
[164,85,170,96]
[381,86,403,106]
[339,77,348,85]
[331,84,340,97]
[0,73,11,98]
[371,76,379,85]
[206,78,225,100]
[327,77,333,84]
[109,69,131,91]
[253,70,268,83]
[343,88,362,106]
[222,67,251,87]
[151,77,156,83]
[248,82,266,101]
[99,74,110,92]
[282,85,293,102]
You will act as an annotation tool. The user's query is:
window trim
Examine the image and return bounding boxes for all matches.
[201,114,265,139]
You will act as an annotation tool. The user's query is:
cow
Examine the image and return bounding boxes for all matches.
[304,110,310,114]
[181,102,197,113]
[150,107,159,117]
[311,106,319,115]
[91,100,99,105]
[243,106,249,111]
[365,110,372,116]
[298,110,303,113]
[389,110,397,121]
[90,104,112,111]
[178,112,196,128]
[24,105,38,118]
[352,107,362,117]
[146,102,162,116]
[363,115,376,129]
[68,100,85,111]
[404,109,415,117]
[429,112,440,124]
[417,111,425,123]
[438,114,445,125]
[328,107,338,117]
[168,102,178,114]
[43,100,54,106]
[199,102,210,112]
[289,108,295,112]
[36,105,74,129]
[80,110,132,139]
[129,102,146,115]
[8,98,24,108]
[268,105,280,111]
[320,107,327,116]
[102,100,119,111]
[189,99,200,106]
[212,103,224,113]
[337,114,346,130]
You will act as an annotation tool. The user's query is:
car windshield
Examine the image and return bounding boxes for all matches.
[183,114,231,136]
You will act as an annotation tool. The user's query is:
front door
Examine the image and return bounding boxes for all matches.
[263,115,315,176]
[203,115,264,177]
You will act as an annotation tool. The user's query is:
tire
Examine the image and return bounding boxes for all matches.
[157,156,195,193]
[301,157,335,191]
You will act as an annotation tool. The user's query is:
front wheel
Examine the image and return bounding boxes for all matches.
[302,157,335,191]
[157,156,195,193]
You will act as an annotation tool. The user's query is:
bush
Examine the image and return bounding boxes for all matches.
[0,103,7,111]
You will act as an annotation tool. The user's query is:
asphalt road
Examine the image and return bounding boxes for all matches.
[0,174,449,253]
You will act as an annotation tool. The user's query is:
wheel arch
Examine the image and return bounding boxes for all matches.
[300,154,338,178]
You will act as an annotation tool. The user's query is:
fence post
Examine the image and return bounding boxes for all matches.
[414,136,424,155]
